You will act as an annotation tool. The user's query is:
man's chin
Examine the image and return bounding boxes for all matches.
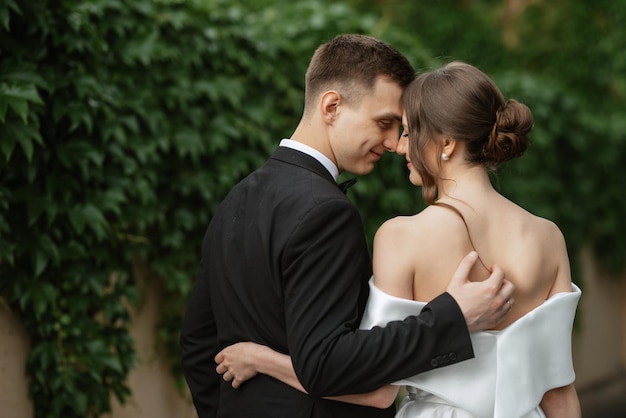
[349,165,375,176]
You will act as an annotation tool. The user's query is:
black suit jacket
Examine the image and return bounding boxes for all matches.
[181,146,474,418]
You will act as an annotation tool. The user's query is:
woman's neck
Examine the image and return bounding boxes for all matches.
[436,164,494,203]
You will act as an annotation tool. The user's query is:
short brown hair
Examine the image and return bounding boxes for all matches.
[303,34,415,114]
[404,61,533,204]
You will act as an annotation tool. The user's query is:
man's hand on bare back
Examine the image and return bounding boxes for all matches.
[446,252,515,333]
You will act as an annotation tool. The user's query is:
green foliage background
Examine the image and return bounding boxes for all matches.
[0,0,624,416]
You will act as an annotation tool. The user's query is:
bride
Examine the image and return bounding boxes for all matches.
[214,61,581,417]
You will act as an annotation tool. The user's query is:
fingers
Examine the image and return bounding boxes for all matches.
[499,275,515,301]
[505,297,514,312]
[502,296,513,315]
[215,349,227,375]
[484,265,515,306]
[484,264,505,287]
[217,367,243,389]
[450,251,478,285]
[215,350,245,390]
[215,351,231,382]
[457,261,517,332]
[490,265,515,310]
[489,265,515,320]
[222,371,240,389]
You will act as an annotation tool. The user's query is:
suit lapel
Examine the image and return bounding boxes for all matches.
[269,146,337,185]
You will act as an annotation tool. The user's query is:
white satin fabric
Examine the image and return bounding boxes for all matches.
[359,278,581,418]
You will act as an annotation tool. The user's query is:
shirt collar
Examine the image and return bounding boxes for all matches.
[279,139,339,181]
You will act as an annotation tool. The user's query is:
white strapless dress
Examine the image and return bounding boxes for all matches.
[359,279,581,418]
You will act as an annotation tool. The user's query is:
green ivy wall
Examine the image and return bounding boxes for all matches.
[1,0,625,417]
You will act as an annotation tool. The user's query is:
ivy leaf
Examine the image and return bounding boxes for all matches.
[0,96,7,122]
[83,204,109,241]
[101,355,123,374]
[0,239,15,265]
[0,83,43,123]
[32,249,48,277]
[40,234,60,266]
[72,392,88,416]
[30,282,57,320]
[0,0,22,31]
[0,135,15,161]
[0,9,9,32]
[122,29,159,65]
[16,131,34,161]
[68,206,86,234]
[0,120,42,161]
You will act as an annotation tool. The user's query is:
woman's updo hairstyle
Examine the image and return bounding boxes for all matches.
[481,98,533,168]
[403,61,533,203]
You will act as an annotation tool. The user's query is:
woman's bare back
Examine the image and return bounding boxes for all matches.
[372,191,572,330]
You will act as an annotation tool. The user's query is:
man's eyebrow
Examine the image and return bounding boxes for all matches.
[375,112,402,122]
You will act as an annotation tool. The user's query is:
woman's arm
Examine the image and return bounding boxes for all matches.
[215,342,399,409]
[540,224,580,416]
[215,342,301,391]
[540,384,581,418]
[547,221,575,297]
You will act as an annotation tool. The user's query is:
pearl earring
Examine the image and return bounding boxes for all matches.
[441,153,450,161]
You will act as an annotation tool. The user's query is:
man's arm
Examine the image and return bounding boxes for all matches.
[180,249,220,417]
[283,199,474,397]
[215,342,400,409]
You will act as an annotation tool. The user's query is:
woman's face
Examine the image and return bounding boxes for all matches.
[398,113,423,186]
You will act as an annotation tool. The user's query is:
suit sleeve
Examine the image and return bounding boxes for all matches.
[180,237,220,418]
[282,198,473,397]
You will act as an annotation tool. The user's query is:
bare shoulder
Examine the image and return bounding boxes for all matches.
[374,215,415,249]
[373,209,461,299]
[375,206,465,243]
[532,215,567,248]
[373,214,430,261]
[505,200,565,245]
[372,216,418,299]
[375,214,414,236]
[530,214,573,294]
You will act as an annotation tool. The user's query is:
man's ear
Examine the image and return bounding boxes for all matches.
[320,91,341,124]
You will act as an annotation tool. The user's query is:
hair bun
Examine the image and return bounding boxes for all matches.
[482,99,533,167]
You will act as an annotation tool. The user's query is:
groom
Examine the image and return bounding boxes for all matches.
[180,34,514,418]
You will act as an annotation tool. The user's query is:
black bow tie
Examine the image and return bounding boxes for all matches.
[337,178,357,194]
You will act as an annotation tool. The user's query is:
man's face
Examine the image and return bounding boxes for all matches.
[329,76,403,175]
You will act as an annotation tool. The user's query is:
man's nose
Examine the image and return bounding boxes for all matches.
[383,134,400,153]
